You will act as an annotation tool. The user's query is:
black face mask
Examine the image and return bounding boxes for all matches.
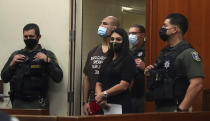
[110,42,122,53]
[24,39,38,50]
[159,28,169,41]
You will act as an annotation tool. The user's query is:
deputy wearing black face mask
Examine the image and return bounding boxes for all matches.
[1,23,63,109]
[159,28,169,41]
[95,28,136,114]
[24,38,38,50]
[145,13,204,112]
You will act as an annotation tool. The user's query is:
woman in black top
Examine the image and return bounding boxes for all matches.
[95,28,136,114]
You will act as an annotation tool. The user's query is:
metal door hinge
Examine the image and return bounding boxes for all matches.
[68,91,74,103]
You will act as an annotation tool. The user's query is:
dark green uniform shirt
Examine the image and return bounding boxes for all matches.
[173,40,204,79]
[154,40,204,106]
[1,44,63,83]
[157,40,204,79]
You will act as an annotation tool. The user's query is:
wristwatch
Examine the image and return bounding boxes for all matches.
[103,91,108,98]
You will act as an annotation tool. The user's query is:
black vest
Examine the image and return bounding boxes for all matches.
[146,43,192,102]
[10,49,49,97]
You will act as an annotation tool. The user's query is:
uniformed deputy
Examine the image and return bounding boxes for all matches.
[1,23,63,109]
[145,13,204,112]
[128,24,146,113]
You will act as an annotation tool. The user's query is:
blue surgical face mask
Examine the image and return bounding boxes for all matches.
[129,34,138,45]
[97,26,108,37]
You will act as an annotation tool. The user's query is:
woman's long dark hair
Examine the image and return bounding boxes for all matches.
[100,28,130,73]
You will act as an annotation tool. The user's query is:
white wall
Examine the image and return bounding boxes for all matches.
[0,0,70,116]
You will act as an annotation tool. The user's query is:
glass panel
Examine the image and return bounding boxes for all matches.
[82,0,146,115]
[82,0,146,73]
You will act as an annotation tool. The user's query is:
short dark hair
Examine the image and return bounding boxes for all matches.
[130,24,145,33]
[23,23,40,36]
[166,13,188,35]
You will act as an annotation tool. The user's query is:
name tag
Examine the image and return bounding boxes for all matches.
[31,65,41,68]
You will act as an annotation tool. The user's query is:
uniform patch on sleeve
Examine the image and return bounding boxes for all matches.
[191,51,201,61]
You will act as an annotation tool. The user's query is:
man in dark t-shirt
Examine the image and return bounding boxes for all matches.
[83,44,107,102]
[82,16,120,115]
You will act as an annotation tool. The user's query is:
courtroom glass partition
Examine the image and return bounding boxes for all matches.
[81,0,146,115]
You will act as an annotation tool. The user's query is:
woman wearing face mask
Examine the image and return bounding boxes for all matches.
[95,28,136,114]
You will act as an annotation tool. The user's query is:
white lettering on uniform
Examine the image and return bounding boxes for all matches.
[93,60,103,64]
[91,55,106,75]
[94,70,99,74]
[92,65,99,69]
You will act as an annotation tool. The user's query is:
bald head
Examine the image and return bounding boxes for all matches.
[105,16,120,28]
[98,16,120,38]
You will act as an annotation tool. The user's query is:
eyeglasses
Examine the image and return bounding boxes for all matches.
[24,35,36,38]
[110,37,122,41]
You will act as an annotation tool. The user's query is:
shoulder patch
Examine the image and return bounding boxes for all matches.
[191,51,201,61]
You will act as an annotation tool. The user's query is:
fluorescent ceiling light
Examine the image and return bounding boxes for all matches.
[121,6,134,12]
